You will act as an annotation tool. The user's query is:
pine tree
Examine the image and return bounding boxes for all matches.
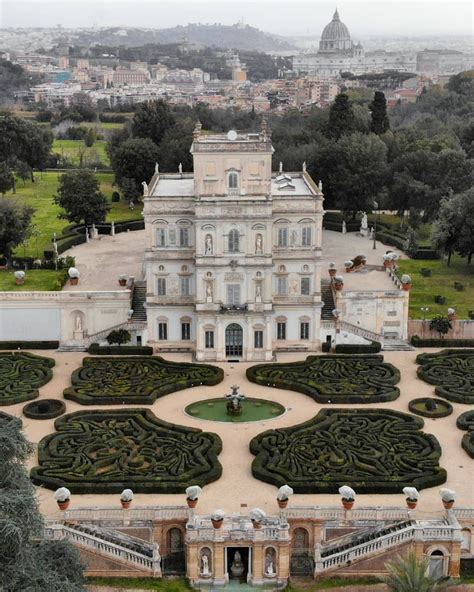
[327,93,355,140]
[369,91,390,135]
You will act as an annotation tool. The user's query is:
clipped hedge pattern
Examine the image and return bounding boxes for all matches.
[0,352,55,406]
[411,336,474,348]
[416,349,474,404]
[334,341,381,354]
[64,356,224,405]
[30,408,223,493]
[246,355,400,404]
[250,409,446,493]
[0,341,59,350]
[23,399,66,420]
[408,398,453,418]
[456,411,474,459]
[87,344,154,355]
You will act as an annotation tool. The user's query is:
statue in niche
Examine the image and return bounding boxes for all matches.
[291,229,298,246]
[75,315,83,331]
[255,283,262,301]
[205,281,213,302]
[255,234,263,254]
[230,550,245,578]
[265,553,275,576]
[201,554,210,575]
[205,234,213,255]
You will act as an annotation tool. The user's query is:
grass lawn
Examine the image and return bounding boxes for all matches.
[0,270,64,291]
[8,172,142,258]
[52,139,110,167]
[397,257,474,319]
[86,577,191,591]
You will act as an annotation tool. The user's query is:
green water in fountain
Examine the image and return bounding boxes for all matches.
[185,398,285,422]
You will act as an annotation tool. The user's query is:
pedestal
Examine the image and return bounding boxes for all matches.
[73,330,84,340]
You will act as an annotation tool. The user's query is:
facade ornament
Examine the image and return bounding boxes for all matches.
[342,220,346,234]
[155,162,159,174]
[255,233,263,254]
[193,120,202,140]
[205,234,213,255]
[255,283,262,302]
[201,553,210,575]
[142,181,149,197]
[260,117,269,140]
[279,161,283,174]
[205,280,213,302]
[75,315,83,331]
[178,163,183,174]
[302,161,307,172]
[318,180,323,191]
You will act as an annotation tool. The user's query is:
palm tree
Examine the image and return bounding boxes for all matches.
[382,552,455,592]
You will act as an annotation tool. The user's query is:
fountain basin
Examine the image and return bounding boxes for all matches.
[185,397,285,423]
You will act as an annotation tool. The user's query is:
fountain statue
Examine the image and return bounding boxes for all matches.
[225,385,245,416]
[230,550,245,578]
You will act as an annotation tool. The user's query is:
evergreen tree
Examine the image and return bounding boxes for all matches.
[110,137,159,192]
[132,99,175,146]
[369,91,390,135]
[54,170,109,227]
[327,93,355,140]
[0,199,34,264]
[0,162,15,195]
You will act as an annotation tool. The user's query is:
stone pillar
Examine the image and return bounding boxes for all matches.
[213,544,226,584]
[217,319,225,361]
[448,542,461,578]
[186,543,199,582]
[252,543,264,584]
[278,543,290,582]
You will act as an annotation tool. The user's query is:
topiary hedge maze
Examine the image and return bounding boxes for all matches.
[30,408,223,493]
[408,398,453,419]
[23,399,66,420]
[250,409,446,493]
[0,352,55,406]
[246,355,400,404]
[63,356,224,405]
[416,349,474,404]
[457,411,474,459]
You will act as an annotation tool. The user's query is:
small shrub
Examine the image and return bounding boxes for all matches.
[111,191,120,203]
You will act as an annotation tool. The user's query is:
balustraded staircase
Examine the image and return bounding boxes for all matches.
[321,280,336,321]
[131,281,147,322]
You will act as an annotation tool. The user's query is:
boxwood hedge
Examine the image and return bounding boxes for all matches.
[250,408,446,494]
[408,397,453,418]
[87,344,153,355]
[0,352,55,406]
[30,408,223,493]
[23,399,66,420]
[456,411,474,459]
[64,355,224,405]
[0,341,59,350]
[416,349,474,404]
[246,354,400,404]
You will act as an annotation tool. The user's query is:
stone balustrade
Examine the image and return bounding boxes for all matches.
[186,515,290,543]
[63,505,189,523]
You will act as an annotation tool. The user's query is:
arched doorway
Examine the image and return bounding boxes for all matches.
[162,527,185,575]
[290,527,314,576]
[226,323,243,357]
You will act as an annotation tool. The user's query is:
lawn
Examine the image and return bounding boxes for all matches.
[52,139,110,167]
[0,270,64,291]
[8,172,142,258]
[396,257,474,319]
[86,577,191,591]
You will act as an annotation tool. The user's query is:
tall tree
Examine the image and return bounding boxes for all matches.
[54,170,109,227]
[0,415,86,591]
[110,138,159,194]
[327,93,355,140]
[0,199,34,263]
[132,99,175,146]
[0,162,15,195]
[369,91,390,135]
[431,194,464,266]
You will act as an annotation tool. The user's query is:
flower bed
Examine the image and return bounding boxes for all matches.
[23,399,66,420]
[63,356,224,405]
[416,349,474,404]
[0,352,55,406]
[456,411,474,459]
[408,397,453,418]
[30,408,223,493]
[246,355,400,404]
[250,409,446,493]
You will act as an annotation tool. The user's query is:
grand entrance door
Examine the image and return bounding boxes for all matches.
[225,323,243,357]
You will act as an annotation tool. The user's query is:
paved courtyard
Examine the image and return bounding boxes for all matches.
[3,349,471,520]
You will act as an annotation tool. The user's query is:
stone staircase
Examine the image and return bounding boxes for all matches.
[382,339,415,351]
[321,281,336,320]
[131,281,147,322]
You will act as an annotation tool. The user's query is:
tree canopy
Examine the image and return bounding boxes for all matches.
[0,199,34,262]
[132,99,176,146]
[54,170,109,227]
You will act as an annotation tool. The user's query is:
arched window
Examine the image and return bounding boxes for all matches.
[228,171,239,189]
[228,229,240,253]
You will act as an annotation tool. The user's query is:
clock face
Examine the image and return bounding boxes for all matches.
[227,129,238,141]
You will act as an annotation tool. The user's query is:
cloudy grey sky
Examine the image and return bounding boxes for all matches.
[1,0,472,36]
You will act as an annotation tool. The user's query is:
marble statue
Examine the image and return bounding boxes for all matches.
[75,315,82,331]
[302,161,307,172]
[255,283,262,300]
[255,234,263,254]
[155,162,159,174]
[360,212,368,237]
[291,229,298,246]
[205,281,213,301]
[318,180,323,191]
[279,161,283,173]
[342,220,347,234]
[265,556,275,576]
[142,181,149,197]
[205,235,213,255]
[178,163,183,174]
[201,554,209,575]
[230,551,244,578]
[369,226,375,240]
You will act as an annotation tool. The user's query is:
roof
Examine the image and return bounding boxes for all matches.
[321,9,351,41]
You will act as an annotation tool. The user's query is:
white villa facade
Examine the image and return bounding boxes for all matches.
[143,122,324,361]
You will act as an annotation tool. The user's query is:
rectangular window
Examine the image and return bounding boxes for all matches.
[302,227,312,246]
[300,321,310,340]
[277,276,288,295]
[180,277,190,296]
[156,228,166,247]
[277,227,288,247]
[301,277,310,295]
[157,278,166,296]
[254,330,264,349]
[181,322,191,341]
[227,284,241,305]
[158,322,167,340]
[205,330,214,349]
[179,227,190,247]
[277,322,286,340]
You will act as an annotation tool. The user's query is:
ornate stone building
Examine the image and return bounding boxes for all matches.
[143,122,324,361]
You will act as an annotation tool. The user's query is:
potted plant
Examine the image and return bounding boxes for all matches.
[447,308,456,321]
[54,487,71,511]
[68,267,80,285]
[211,509,225,529]
[359,254,367,266]
[334,276,344,291]
[14,270,25,285]
[277,485,294,509]
[118,274,128,287]
[344,260,354,273]
[339,485,356,510]
[186,485,202,509]
[440,489,456,510]
[401,274,412,291]
[120,489,133,509]
[403,487,419,509]
[250,508,266,530]
[328,262,337,278]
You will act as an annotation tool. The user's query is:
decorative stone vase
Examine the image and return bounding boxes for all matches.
[251,520,263,530]
[406,499,417,509]
[342,499,354,510]
[187,497,198,509]
[402,283,412,291]
[277,498,288,509]
[443,500,454,510]
[211,518,223,529]
[383,260,393,269]
[121,499,132,509]
[334,283,343,291]
[118,278,127,287]
[328,268,337,278]
[15,278,25,285]
[70,277,79,285]
[57,499,70,511]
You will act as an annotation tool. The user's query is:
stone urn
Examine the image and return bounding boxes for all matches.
[186,486,201,509]
[328,263,337,278]
[68,267,80,285]
[277,498,288,509]
[342,499,354,510]
[276,485,293,509]
[440,489,456,510]
[339,486,355,510]
[120,489,133,509]
[333,276,344,291]
[211,510,225,529]
[54,487,71,511]
[14,270,25,285]
[443,500,455,510]
[118,274,128,287]
[406,499,418,509]
[401,275,412,292]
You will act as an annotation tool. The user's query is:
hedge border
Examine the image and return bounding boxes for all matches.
[456,411,474,459]
[0,341,59,350]
[30,408,223,494]
[23,399,66,420]
[0,352,55,406]
[408,397,453,418]
[416,349,474,404]
[246,354,400,404]
[87,344,153,356]
[334,341,382,354]
[64,355,224,405]
[249,408,447,494]
[411,337,474,348]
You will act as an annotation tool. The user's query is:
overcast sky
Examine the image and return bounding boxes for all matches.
[1,0,472,36]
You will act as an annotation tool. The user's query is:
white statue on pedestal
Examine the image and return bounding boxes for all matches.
[178,163,183,174]
[142,181,149,197]
[360,212,368,237]
[205,234,213,255]
[342,220,347,234]
[75,315,82,331]
[201,554,209,576]
[255,234,263,254]
[155,162,159,175]
[205,281,213,302]
[255,283,262,302]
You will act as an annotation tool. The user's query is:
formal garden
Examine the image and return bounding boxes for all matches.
[0,351,55,405]
[249,408,447,493]
[246,354,400,403]
[30,408,222,493]
[416,349,474,404]
[457,411,474,459]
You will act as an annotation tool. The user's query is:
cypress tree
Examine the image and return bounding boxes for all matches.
[369,91,390,135]
[327,93,355,140]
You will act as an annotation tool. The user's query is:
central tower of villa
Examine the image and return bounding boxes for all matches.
[143,121,324,361]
